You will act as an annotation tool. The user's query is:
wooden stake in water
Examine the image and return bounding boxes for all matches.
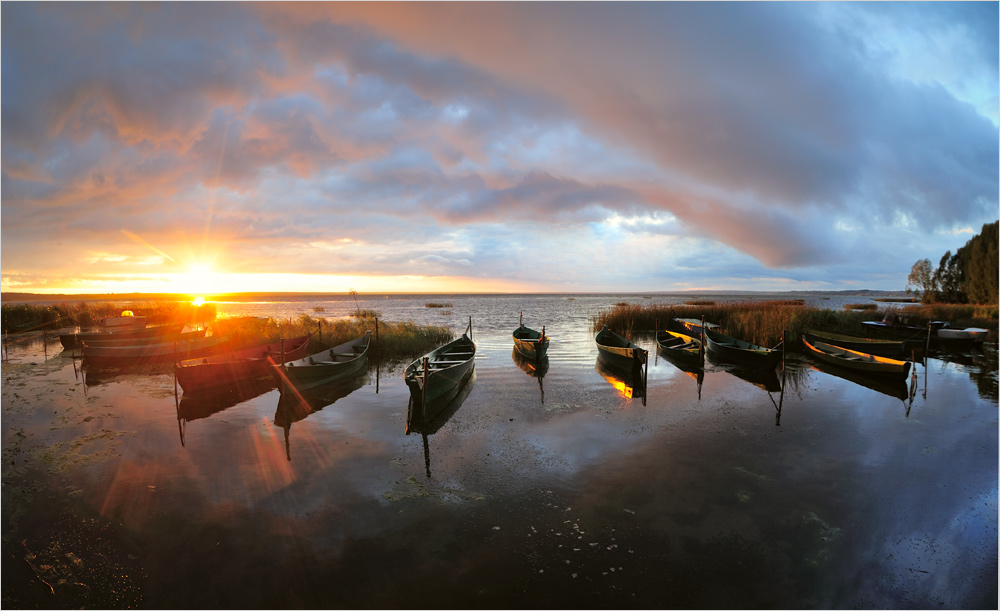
[422,357,429,422]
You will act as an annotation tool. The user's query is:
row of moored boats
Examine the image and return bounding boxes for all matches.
[61,309,988,427]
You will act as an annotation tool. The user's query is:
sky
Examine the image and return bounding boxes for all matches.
[2,2,998,295]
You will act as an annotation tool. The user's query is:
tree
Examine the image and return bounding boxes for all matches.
[933,250,965,303]
[906,258,935,303]
[961,221,999,305]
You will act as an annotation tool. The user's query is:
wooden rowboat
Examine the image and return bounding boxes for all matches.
[60,323,186,349]
[802,337,911,379]
[703,327,780,369]
[674,318,720,338]
[405,333,476,425]
[275,332,371,392]
[595,326,647,375]
[512,314,549,361]
[77,328,206,348]
[82,336,227,366]
[175,334,312,394]
[804,329,907,358]
[655,329,702,365]
[99,310,147,328]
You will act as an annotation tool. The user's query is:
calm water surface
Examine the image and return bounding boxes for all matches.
[2,294,997,609]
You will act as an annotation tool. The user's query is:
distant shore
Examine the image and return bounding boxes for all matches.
[0,289,912,303]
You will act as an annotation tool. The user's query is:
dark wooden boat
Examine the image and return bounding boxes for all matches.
[804,329,907,358]
[674,318,720,338]
[60,323,186,349]
[703,327,780,368]
[77,328,206,348]
[595,326,647,374]
[175,334,312,394]
[802,337,911,379]
[861,312,944,340]
[82,336,227,366]
[655,329,702,365]
[405,333,476,425]
[512,314,549,361]
[275,332,371,392]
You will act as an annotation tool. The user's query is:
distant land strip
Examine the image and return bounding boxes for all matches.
[1,289,910,303]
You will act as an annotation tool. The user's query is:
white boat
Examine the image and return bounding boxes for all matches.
[936,326,988,341]
[99,310,147,328]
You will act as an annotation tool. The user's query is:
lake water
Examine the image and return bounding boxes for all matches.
[2,293,997,609]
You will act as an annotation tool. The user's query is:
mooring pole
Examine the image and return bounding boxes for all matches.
[422,357,429,422]
[925,322,932,363]
[280,338,286,394]
[318,320,322,344]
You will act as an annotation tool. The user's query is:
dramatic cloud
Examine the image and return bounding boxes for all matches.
[2,2,997,293]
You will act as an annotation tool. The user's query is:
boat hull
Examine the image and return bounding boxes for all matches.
[595,326,647,375]
[275,332,371,392]
[704,328,780,369]
[802,338,911,379]
[804,330,907,358]
[655,330,702,365]
[512,325,549,361]
[175,334,312,394]
[82,336,227,366]
[59,323,186,349]
[405,334,476,424]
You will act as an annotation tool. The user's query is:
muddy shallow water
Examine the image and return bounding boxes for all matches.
[2,295,997,609]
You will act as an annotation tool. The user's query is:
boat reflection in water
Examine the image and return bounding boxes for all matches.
[406,370,476,478]
[808,359,915,409]
[511,348,548,404]
[596,358,647,405]
[657,350,705,400]
[83,361,175,387]
[273,373,368,461]
[175,378,276,446]
[707,353,782,393]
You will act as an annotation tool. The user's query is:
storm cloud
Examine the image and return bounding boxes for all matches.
[2,2,996,293]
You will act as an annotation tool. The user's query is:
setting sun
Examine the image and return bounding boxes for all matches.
[178,263,217,296]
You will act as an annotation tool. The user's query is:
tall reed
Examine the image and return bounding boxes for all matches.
[211,314,453,366]
[591,301,890,351]
[2,300,217,331]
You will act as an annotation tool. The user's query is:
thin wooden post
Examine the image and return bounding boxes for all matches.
[318,321,322,344]
[469,316,473,340]
[280,338,286,394]
[700,315,706,367]
[519,311,523,327]
[925,322,931,362]
[422,357,429,422]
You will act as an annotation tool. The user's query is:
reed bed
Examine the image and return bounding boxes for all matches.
[212,314,453,366]
[885,303,999,332]
[2,301,217,331]
[844,303,878,311]
[425,302,453,308]
[591,301,885,351]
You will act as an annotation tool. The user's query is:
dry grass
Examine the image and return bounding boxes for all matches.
[213,314,453,366]
[591,301,904,350]
[2,300,216,331]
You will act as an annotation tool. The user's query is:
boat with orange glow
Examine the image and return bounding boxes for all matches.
[82,335,227,366]
[59,323,186,349]
[175,334,312,394]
